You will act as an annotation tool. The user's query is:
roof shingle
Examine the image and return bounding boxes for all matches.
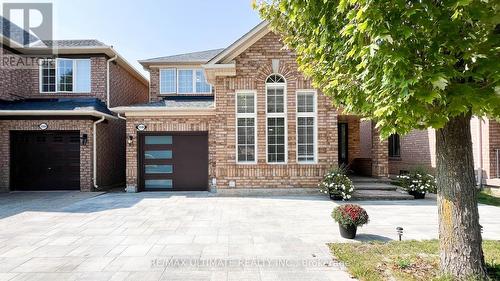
[140,48,224,64]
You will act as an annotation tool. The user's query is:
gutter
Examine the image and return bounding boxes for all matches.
[106,55,118,107]
[93,116,106,190]
[0,110,117,119]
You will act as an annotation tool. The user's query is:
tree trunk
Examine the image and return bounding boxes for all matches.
[436,113,487,280]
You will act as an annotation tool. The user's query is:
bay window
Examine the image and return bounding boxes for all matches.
[296,91,317,163]
[236,92,257,163]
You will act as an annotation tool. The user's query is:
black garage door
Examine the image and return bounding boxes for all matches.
[139,132,209,191]
[10,131,80,190]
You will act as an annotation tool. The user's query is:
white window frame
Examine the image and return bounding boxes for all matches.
[265,74,287,164]
[159,68,176,94]
[235,90,258,164]
[159,68,212,95]
[296,90,318,164]
[39,58,91,94]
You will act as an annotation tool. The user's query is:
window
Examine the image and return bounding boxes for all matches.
[236,92,256,163]
[266,74,286,163]
[297,91,317,163]
[40,58,91,93]
[388,134,401,157]
[160,69,176,93]
[159,68,212,94]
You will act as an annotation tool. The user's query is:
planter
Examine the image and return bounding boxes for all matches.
[339,224,357,239]
[329,193,344,201]
[409,191,426,199]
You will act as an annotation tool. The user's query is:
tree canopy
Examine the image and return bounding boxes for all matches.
[256,0,500,137]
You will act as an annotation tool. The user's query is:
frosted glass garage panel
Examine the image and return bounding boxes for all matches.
[145,179,173,189]
[145,136,172,145]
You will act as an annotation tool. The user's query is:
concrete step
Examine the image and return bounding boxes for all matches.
[350,176,392,184]
[215,188,320,197]
[352,190,414,200]
[353,182,397,191]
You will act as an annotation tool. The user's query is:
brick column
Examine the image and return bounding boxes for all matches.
[371,122,389,178]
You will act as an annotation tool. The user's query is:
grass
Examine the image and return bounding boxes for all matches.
[478,189,500,207]
[329,240,500,281]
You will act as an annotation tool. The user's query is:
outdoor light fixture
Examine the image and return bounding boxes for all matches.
[396,227,404,241]
[81,134,88,146]
[39,123,48,130]
[136,124,147,131]
[128,135,134,146]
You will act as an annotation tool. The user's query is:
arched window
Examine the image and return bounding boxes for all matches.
[266,74,287,163]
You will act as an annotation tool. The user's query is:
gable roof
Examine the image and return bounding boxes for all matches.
[206,21,271,65]
[139,49,224,66]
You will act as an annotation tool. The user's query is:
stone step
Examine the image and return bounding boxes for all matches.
[352,190,414,200]
[350,176,392,184]
[353,182,397,191]
[215,188,320,197]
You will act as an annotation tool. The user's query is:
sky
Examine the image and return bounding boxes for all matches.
[4,0,262,77]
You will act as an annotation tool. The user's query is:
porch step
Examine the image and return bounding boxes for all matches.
[215,188,320,197]
[352,182,397,191]
[350,176,392,184]
[352,190,414,200]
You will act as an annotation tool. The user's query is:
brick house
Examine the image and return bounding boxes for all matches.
[0,17,148,192]
[365,118,500,187]
[112,22,389,192]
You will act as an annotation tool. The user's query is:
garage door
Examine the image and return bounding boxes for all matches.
[10,131,80,190]
[139,132,208,191]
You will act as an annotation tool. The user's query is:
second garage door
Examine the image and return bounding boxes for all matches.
[139,132,209,191]
[10,131,81,190]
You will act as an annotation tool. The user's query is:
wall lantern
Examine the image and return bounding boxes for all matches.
[81,134,88,146]
[39,123,48,130]
[128,135,134,146]
[136,124,147,131]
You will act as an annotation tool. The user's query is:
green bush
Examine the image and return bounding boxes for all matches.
[319,165,354,200]
[397,168,437,194]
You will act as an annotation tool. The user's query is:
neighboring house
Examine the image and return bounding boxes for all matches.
[363,118,500,187]
[112,22,389,192]
[0,17,148,191]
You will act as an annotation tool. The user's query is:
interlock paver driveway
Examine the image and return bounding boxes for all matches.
[0,191,498,281]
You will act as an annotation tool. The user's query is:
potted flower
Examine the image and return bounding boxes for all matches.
[397,169,436,199]
[319,167,355,201]
[332,204,369,239]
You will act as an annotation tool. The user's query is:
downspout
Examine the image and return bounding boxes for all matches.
[106,55,118,108]
[478,117,483,189]
[93,116,106,190]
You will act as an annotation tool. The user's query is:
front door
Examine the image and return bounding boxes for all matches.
[338,123,348,166]
[139,132,209,191]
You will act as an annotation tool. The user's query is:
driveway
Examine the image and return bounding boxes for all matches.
[0,192,498,281]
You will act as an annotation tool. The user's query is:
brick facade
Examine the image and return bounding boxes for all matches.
[0,119,94,192]
[0,44,148,191]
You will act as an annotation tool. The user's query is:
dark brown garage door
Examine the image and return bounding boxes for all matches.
[10,131,80,190]
[139,132,208,191]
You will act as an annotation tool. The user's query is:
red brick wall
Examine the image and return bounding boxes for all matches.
[338,115,360,165]
[109,62,148,107]
[96,119,126,188]
[0,119,94,191]
[489,120,500,179]
[389,129,435,175]
[212,32,338,188]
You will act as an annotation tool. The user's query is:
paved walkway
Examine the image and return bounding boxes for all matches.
[0,192,498,281]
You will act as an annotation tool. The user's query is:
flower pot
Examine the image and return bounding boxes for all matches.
[329,193,343,200]
[339,224,357,239]
[409,191,426,199]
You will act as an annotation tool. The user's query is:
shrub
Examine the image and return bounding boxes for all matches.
[319,165,354,200]
[332,204,369,227]
[397,168,437,194]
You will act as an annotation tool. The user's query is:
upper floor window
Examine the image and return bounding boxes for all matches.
[296,91,317,163]
[266,74,286,163]
[388,134,401,157]
[40,58,91,93]
[159,68,212,94]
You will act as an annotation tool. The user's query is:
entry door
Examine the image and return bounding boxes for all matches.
[338,123,349,166]
[10,131,81,190]
[139,132,209,191]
